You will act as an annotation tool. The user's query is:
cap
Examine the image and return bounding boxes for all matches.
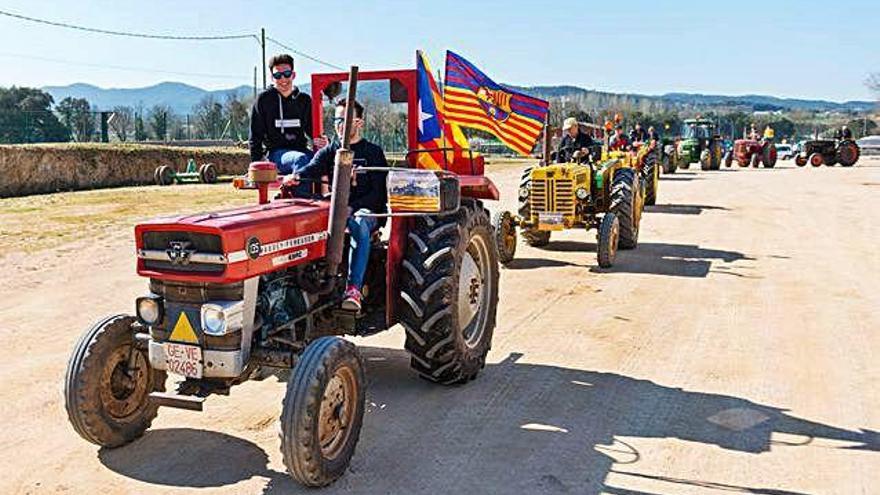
[562,117,578,131]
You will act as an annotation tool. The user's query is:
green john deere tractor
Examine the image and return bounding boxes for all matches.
[677,119,723,171]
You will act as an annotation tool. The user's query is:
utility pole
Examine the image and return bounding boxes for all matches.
[253,66,258,99]
[261,28,266,90]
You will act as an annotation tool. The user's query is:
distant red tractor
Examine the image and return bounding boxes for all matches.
[64,64,502,487]
[725,139,777,168]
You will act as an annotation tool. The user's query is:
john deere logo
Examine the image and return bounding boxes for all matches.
[166,241,196,266]
[246,237,262,260]
[476,86,512,122]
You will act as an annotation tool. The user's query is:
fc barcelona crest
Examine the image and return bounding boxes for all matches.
[476,87,512,122]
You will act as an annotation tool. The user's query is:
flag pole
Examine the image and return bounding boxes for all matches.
[541,113,552,166]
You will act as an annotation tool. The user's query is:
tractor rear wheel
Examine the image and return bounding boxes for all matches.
[280,336,365,487]
[64,314,165,448]
[198,163,218,184]
[762,144,777,168]
[491,210,517,265]
[643,151,658,206]
[155,165,174,186]
[710,143,722,170]
[400,199,499,384]
[838,142,859,167]
[795,155,807,167]
[809,153,823,167]
[750,152,760,168]
[724,151,734,168]
[596,212,619,268]
[610,168,640,250]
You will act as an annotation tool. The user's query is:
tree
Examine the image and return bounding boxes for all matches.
[133,104,148,141]
[147,105,172,141]
[223,94,251,140]
[192,96,225,139]
[56,97,95,142]
[109,105,134,142]
[0,86,68,143]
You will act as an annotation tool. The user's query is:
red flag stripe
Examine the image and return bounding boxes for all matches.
[444,89,545,130]
[444,115,536,152]
[444,104,544,142]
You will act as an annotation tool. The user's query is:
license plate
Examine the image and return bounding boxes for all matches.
[538,212,564,231]
[163,342,203,378]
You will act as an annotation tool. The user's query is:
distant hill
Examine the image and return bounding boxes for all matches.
[41,81,875,115]
[43,82,253,114]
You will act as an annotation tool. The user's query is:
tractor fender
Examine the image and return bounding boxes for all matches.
[458,175,500,201]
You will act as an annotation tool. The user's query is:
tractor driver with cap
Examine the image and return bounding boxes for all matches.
[557,117,595,163]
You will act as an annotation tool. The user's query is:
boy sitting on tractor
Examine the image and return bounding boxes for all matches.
[284,99,388,311]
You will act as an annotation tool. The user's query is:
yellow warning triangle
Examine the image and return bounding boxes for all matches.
[170,312,199,343]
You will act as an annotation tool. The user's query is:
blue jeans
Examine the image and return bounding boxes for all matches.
[267,148,312,175]
[347,210,378,289]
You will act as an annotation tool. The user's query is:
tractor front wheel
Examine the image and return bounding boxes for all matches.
[64,314,165,448]
[700,150,711,171]
[280,336,365,487]
[724,151,733,168]
[400,199,499,384]
[795,155,808,167]
[491,210,517,265]
[610,168,640,250]
[809,153,823,167]
[596,212,619,268]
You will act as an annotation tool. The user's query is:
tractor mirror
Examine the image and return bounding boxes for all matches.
[387,169,460,215]
[390,79,408,103]
[323,82,343,100]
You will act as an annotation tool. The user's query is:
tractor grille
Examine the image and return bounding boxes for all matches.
[143,231,222,253]
[530,179,575,216]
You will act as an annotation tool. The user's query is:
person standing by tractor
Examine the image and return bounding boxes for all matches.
[836,125,853,141]
[283,99,388,311]
[557,117,595,163]
[648,125,661,143]
[249,54,327,175]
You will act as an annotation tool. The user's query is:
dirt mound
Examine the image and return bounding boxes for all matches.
[0,143,249,198]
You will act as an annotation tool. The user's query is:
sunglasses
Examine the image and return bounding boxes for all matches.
[334,117,361,125]
[272,69,293,80]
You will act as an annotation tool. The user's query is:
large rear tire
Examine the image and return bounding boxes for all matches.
[838,142,859,167]
[64,314,165,448]
[491,210,517,265]
[643,151,658,206]
[280,336,365,487]
[400,199,499,384]
[610,168,640,250]
[762,144,777,168]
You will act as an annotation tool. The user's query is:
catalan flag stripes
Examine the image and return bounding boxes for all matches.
[443,51,549,156]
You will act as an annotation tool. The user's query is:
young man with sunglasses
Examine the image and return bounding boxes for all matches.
[282,99,388,311]
[249,54,327,174]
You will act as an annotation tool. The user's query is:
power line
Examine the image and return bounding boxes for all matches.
[0,8,257,41]
[265,36,345,71]
[0,51,247,80]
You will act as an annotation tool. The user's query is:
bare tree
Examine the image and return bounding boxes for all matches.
[109,105,134,142]
[147,105,172,141]
[192,96,225,139]
[867,73,880,99]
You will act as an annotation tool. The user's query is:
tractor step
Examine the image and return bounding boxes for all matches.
[149,391,205,411]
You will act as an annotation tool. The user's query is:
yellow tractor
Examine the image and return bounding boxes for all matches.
[493,127,645,268]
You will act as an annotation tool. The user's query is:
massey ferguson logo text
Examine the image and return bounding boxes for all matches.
[166,241,196,265]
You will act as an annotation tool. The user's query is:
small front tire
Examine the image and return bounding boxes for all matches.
[280,337,365,487]
[596,213,619,268]
[491,210,517,265]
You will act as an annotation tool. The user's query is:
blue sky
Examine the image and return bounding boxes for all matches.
[0,0,877,101]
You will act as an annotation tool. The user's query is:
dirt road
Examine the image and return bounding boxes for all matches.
[1,159,878,494]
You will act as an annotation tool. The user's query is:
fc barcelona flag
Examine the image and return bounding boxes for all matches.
[444,51,549,156]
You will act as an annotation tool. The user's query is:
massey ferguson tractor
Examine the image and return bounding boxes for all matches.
[492,125,645,269]
[63,66,502,487]
[724,138,777,168]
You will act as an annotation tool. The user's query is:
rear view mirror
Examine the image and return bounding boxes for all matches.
[387,169,460,215]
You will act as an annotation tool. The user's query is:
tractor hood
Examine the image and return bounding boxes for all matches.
[135,198,331,283]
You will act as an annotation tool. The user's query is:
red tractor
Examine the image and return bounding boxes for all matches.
[725,139,777,168]
[63,65,502,487]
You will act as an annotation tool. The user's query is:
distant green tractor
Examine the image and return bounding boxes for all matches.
[677,119,723,171]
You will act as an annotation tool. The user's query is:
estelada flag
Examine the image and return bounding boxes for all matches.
[416,50,476,172]
[444,51,549,156]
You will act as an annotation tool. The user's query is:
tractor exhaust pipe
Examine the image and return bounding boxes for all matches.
[326,66,359,276]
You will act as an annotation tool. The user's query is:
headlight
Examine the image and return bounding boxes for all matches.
[201,301,244,336]
[575,187,589,200]
[518,186,530,199]
[136,296,163,325]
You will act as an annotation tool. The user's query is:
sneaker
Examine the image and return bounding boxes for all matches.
[341,285,362,312]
